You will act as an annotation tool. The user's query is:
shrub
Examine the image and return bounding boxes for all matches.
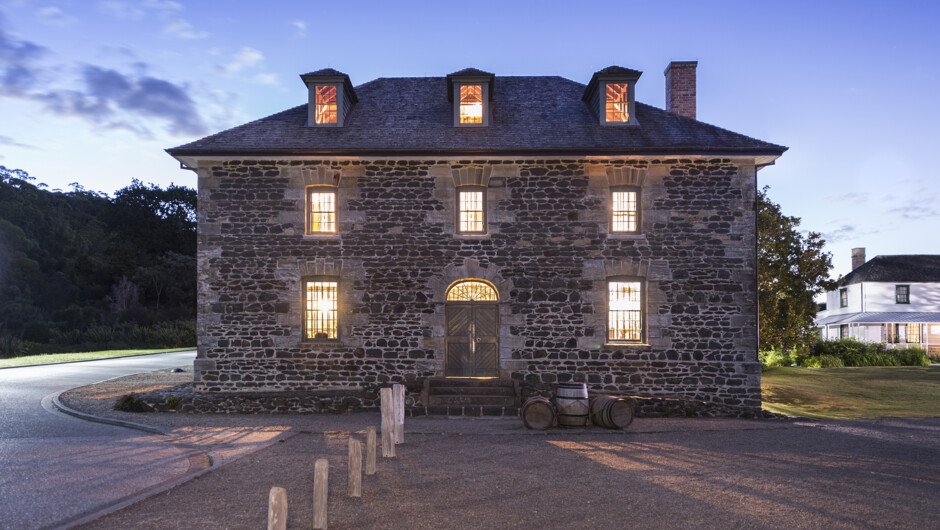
[803,355,844,368]
[114,394,152,412]
[0,334,27,358]
[894,346,929,367]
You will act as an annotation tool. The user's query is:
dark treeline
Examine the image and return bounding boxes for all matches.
[0,166,196,355]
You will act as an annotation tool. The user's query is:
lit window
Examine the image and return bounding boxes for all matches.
[896,285,910,304]
[608,280,643,342]
[459,85,483,124]
[839,288,848,308]
[304,280,338,340]
[458,188,485,234]
[611,187,639,233]
[907,323,920,343]
[315,85,337,124]
[308,188,336,233]
[446,280,498,302]
[605,83,630,122]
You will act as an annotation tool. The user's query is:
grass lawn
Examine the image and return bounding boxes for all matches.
[0,347,194,368]
[762,365,940,419]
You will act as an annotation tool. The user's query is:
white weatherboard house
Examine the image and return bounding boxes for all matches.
[815,248,940,355]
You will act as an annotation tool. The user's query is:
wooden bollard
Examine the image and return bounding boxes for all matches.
[380,387,395,457]
[392,383,405,444]
[348,438,362,497]
[268,486,287,530]
[365,426,376,475]
[313,459,328,529]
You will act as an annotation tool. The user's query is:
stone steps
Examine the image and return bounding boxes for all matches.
[423,378,520,416]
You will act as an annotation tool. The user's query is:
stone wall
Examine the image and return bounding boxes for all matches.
[194,158,760,409]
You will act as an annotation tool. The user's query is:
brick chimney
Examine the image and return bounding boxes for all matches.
[851,248,866,270]
[664,61,697,119]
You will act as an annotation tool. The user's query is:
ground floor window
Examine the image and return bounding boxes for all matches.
[608,279,644,342]
[906,323,920,343]
[304,279,338,340]
[839,324,848,339]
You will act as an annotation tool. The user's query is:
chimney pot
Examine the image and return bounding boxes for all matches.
[664,61,697,119]
[851,248,866,271]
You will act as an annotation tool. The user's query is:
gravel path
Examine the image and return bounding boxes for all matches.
[62,367,940,529]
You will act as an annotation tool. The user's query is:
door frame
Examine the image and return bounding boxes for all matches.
[444,279,500,378]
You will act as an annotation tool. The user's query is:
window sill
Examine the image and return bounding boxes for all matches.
[604,342,649,347]
[608,233,646,240]
[454,233,490,239]
[303,233,341,240]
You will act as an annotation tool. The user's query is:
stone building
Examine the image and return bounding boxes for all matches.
[167,62,786,414]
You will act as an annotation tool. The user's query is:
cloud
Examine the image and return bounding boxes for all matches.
[824,192,869,204]
[820,224,859,244]
[98,0,181,20]
[292,20,307,36]
[97,1,145,20]
[31,65,208,137]
[36,6,76,26]
[0,135,38,149]
[218,47,264,75]
[252,72,277,85]
[163,19,208,39]
[0,25,47,96]
[887,204,939,221]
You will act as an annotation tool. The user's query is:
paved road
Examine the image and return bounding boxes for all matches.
[0,351,196,530]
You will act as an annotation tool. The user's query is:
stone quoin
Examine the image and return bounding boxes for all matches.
[167,63,787,414]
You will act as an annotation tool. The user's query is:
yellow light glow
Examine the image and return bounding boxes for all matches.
[605,83,629,122]
[305,281,337,339]
[308,190,336,233]
[458,190,484,232]
[446,280,497,302]
[609,281,641,341]
[459,85,483,124]
[612,190,637,232]
[315,85,337,124]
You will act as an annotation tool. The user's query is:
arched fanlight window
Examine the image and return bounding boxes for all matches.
[446,280,498,302]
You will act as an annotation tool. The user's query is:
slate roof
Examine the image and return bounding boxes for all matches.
[840,255,940,285]
[301,68,348,77]
[168,75,787,157]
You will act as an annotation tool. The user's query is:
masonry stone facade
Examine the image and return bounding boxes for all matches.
[170,63,785,414]
[192,157,761,408]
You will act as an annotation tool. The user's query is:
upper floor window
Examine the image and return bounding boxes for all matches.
[608,279,644,343]
[459,85,484,124]
[307,187,336,234]
[304,279,338,340]
[457,186,486,234]
[611,186,640,233]
[839,288,848,308]
[315,85,337,124]
[606,83,630,122]
[895,285,910,304]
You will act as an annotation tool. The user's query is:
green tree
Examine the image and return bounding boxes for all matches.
[758,186,837,352]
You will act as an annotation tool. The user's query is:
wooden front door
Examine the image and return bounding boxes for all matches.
[445,303,499,377]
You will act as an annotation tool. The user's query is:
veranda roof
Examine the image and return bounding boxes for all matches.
[816,312,940,326]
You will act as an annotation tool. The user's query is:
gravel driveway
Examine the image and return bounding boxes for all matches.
[62,368,940,529]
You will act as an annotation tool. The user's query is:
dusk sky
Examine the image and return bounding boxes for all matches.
[1,0,937,277]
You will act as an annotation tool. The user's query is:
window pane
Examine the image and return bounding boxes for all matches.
[458,190,484,233]
[612,190,637,232]
[908,323,920,343]
[605,83,629,122]
[305,281,338,339]
[609,281,642,341]
[896,285,909,303]
[309,191,336,233]
[459,85,483,124]
[447,280,497,301]
[315,85,337,124]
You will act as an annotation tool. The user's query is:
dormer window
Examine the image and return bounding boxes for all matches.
[447,68,494,127]
[315,85,338,124]
[459,85,484,124]
[300,68,358,127]
[605,83,630,122]
[583,66,642,126]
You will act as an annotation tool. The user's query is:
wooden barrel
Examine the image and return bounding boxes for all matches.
[590,396,635,429]
[521,397,555,430]
[555,383,589,427]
